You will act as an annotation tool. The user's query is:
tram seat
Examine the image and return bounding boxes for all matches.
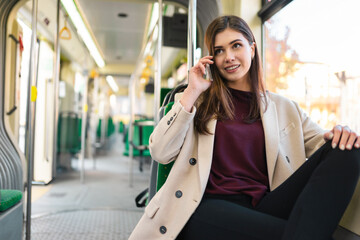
[123,119,154,158]
[96,117,116,138]
[156,102,175,191]
[0,190,23,240]
[119,121,124,133]
[144,84,188,200]
[155,84,188,191]
[0,190,22,212]
[57,112,81,155]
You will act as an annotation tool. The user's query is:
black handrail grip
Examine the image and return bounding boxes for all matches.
[129,141,148,151]
[8,34,19,44]
[6,34,19,116]
[6,106,17,115]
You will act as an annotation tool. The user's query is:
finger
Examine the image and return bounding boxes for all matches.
[199,58,214,66]
[323,131,334,141]
[331,125,342,148]
[202,55,213,60]
[338,126,351,151]
[345,131,357,150]
[197,63,206,75]
[354,135,360,149]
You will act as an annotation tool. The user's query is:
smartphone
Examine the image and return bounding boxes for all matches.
[204,64,213,81]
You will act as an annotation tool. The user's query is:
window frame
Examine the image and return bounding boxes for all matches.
[258,0,294,22]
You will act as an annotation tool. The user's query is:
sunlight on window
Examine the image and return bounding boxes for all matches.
[264,0,360,131]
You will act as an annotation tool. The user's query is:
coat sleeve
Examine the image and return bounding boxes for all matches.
[294,101,327,157]
[149,100,196,164]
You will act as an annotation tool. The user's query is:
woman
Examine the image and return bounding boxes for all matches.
[129,15,360,240]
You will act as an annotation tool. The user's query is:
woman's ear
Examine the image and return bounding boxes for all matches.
[251,42,256,59]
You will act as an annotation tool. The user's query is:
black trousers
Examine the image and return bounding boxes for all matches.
[176,141,360,240]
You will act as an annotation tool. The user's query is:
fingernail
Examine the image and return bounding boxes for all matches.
[355,143,360,148]
[328,132,333,139]
[332,143,337,149]
[346,144,352,150]
[340,144,345,150]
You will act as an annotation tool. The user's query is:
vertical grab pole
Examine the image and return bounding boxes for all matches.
[80,73,88,183]
[154,0,163,125]
[128,73,135,187]
[52,0,61,178]
[148,0,163,198]
[187,0,197,71]
[25,0,38,239]
[93,76,99,169]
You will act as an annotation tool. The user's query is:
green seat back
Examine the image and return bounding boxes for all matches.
[0,190,22,212]
[160,88,172,106]
[57,114,81,154]
[107,117,115,137]
[156,102,175,191]
[123,119,154,157]
[119,121,124,133]
[97,117,116,138]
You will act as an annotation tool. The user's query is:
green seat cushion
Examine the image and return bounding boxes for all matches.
[0,190,22,212]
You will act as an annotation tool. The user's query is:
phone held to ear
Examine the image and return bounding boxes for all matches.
[203,64,213,81]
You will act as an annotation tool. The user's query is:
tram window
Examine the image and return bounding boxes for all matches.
[264,0,360,132]
[16,17,32,153]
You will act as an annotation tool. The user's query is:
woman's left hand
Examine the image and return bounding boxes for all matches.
[324,125,360,150]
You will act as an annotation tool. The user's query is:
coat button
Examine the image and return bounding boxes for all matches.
[170,117,173,121]
[189,158,197,165]
[173,113,176,117]
[175,190,183,198]
[160,226,167,234]
[167,121,170,125]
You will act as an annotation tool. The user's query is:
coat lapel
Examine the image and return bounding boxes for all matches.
[260,94,280,189]
[197,118,217,193]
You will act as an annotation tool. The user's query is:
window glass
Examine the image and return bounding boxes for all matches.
[264,0,360,131]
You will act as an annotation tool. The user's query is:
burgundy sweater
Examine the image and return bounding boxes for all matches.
[205,88,269,206]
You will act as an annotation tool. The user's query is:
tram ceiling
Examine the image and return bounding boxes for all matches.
[77,0,150,67]
[74,0,220,77]
[21,0,220,81]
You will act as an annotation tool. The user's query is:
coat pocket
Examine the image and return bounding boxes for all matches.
[145,199,160,219]
[280,122,295,138]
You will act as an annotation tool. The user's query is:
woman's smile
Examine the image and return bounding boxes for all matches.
[224,64,241,72]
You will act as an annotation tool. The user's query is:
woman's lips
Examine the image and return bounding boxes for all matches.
[225,64,240,72]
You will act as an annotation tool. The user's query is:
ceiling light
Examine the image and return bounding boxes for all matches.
[106,75,119,92]
[61,0,105,68]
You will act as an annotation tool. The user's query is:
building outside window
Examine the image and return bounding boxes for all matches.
[264,0,360,132]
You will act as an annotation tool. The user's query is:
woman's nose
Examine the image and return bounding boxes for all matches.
[225,52,235,62]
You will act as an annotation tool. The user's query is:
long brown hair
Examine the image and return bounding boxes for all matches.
[194,15,267,135]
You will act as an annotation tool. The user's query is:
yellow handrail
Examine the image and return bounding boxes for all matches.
[59,17,71,40]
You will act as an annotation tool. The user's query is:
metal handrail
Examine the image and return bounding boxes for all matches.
[25,0,38,238]
[52,0,61,179]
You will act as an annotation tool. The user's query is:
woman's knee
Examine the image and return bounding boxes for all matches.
[326,147,360,179]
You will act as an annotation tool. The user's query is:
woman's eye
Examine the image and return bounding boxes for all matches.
[233,43,241,49]
[214,49,223,55]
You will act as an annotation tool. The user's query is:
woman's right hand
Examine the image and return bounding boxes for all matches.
[187,56,214,94]
[180,56,214,112]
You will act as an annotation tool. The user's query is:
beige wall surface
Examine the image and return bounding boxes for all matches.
[220,0,262,54]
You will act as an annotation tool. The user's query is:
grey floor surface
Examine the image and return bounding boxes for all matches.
[30,134,150,240]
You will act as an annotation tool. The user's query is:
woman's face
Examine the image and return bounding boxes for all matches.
[213,28,255,91]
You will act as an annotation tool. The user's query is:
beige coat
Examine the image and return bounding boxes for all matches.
[129,92,327,240]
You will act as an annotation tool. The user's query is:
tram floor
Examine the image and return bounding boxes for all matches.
[29,133,150,240]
